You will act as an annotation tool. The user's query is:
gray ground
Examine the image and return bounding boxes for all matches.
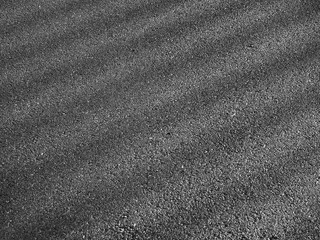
[1,0,320,239]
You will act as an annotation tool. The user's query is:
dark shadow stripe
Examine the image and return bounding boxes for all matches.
[0,8,314,140]
[0,0,270,106]
[0,0,187,38]
[2,1,320,239]
[1,43,319,194]
[284,217,320,240]
[1,12,318,221]
[0,0,189,65]
[7,110,319,240]
[2,63,320,240]
[1,0,274,67]
[128,134,320,239]
[5,155,164,240]
[1,29,319,163]
[54,111,320,239]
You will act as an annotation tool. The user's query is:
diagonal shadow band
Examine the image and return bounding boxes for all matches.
[1,43,319,201]
[0,0,299,104]
[1,7,318,152]
[3,63,320,240]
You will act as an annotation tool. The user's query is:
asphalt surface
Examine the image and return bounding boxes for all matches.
[1,0,320,239]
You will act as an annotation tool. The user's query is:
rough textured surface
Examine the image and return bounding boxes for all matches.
[1,0,320,239]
